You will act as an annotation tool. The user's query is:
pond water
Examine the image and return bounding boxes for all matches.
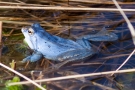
[0,3,135,90]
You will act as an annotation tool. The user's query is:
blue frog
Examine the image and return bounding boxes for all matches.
[21,23,118,63]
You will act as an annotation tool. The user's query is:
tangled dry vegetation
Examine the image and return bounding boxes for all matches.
[0,0,134,38]
[0,0,135,90]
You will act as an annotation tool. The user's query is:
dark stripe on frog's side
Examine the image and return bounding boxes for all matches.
[56,48,97,62]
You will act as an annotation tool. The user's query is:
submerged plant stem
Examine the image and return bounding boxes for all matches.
[111,49,135,76]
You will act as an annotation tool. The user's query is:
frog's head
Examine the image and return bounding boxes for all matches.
[21,23,44,36]
[21,25,35,50]
[21,23,54,50]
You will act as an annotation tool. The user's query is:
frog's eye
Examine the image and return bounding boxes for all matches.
[28,28,34,35]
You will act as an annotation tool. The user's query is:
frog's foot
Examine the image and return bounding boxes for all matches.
[57,60,72,69]
[51,60,71,69]
[22,55,32,62]
[30,51,43,62]
[43,60,71,73]
[46,60,71,72]
[22,51,43,62]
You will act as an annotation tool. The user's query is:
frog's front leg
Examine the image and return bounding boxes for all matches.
[22,50,43,62]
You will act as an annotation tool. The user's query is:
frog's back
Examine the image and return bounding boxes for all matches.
[35,35,82,60]
[32,23,84,60]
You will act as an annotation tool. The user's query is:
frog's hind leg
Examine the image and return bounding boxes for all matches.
[76,39,92,49]
[81,27,118,41]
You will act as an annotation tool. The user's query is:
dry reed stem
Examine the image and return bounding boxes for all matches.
[92,82,116,90]
[111,49,135,76]
[13,0,135,5]
[0,22,2,44]
[8,68,135,86]
[21,9,57,28]
[112,0,135,76]
[0,6,134,11]
[0,22,2,57]
[56,0,135,4]
[101,53,135,59]
[0,1,50,6]
[112,0,135,45]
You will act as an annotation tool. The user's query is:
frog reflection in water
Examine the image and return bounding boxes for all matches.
[21,23,118,66]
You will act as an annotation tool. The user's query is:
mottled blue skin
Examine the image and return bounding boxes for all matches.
[21,23,118,62]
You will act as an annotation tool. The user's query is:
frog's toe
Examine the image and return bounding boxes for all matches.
[22,56,31,63]
[30,55,42,62]
[30,52,43,62]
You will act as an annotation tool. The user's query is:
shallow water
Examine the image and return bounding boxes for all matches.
[0,3,135,90]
